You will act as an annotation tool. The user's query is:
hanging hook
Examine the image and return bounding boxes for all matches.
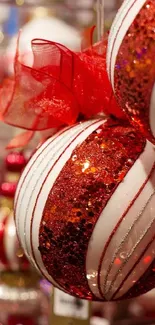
[97,0,105,42]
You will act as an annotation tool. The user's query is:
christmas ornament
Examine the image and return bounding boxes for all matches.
[0,151,29,271]
[5,151,27,172]
[107,0,155,143]
[15,116,155,301]
[1,0,154,304]
[0,152,27,206]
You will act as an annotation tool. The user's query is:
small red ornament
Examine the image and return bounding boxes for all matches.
[5,152,27,172]
[0,182,17,198]
[0,151,29,271]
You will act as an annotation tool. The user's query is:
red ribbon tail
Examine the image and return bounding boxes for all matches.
[6,130,34,149]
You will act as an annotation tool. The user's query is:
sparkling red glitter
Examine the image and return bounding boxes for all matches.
[39,118,145,300]
[114,0,155,142]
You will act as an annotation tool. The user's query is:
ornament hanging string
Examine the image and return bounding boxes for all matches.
[97,0,105,42]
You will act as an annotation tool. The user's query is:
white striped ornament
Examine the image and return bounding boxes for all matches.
[107,0,155,141]
[107,0,147,88]
[15,118,155,300]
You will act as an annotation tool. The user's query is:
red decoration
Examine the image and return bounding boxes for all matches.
[5,152,27,172]
[1,15,154,302]
[8,315,36,325]
[0,31,125,148]
[15,115,155,301]
[107,0,155,143]
[0,182,17,198]
[82,40,124,119]
[0,151,30,272]
[0,216,8,267]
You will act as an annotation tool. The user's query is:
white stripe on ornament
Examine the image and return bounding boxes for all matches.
[14,127,64,250]
[5,214,18,271]
[115,235,155,299]
[15,127,66,210]
[103,176,155,299]
[107,0,135,76]
[25,121,92,255]
[15,121,92,288]
[107,0,147,89]
[86,140,155,299]
[30,119,104,288]
[15,126,73,254]
[101,161,155,295]
[149,83,155,137]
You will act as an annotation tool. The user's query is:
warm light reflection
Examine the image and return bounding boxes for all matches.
[114,258,122,265]
[0,31,4,43]
[16,247,24,258]
[82,160,90,172]
[16,0,24,5]
[8,224,16,237]
[143,255,152,264]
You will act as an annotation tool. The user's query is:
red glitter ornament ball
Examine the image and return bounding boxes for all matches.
[15,117,155,301]
[107,0,155,143]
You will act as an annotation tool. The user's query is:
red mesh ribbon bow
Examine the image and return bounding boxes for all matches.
[0,30,124,148]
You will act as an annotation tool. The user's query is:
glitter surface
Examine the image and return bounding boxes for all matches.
[39,118,145,300]
[114,0,155,142]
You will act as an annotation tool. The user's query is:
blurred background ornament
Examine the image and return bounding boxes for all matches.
[0,151,49,325]
[0,271,49,325]
[50,287,90,325]
[0,151,29,271]
[6,10,81,75]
